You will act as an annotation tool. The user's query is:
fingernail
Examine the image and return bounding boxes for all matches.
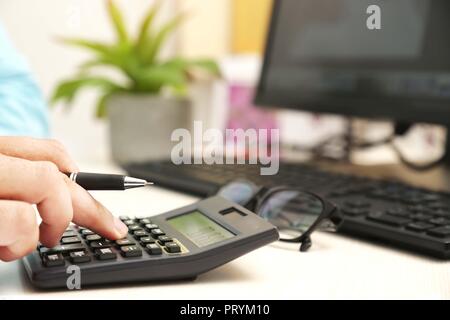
[114,217,128,236]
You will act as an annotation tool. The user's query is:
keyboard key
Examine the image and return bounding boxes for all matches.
[157,235,173,244]
[144,224,158,231]
[119,215,130,221]
[165,242,181,253]
[95,248,117,260]
[341,207,368,217]
[40,244,86,255]
[116,239,135,246]
[367,211,411,227]
[120,245,142,258]
[62,230,77,238]
[434,209,450,217]
[43,253,65,267]
[90,240,113,249]
[140,237,155,245]
[150,228,165,238]
[61,236,81,245]
[344,200,370,208]
[429,217,450,225]
[146,243,162,255]
[85,234,102,242]
[386,208,410,217]
[69,250,91,264]
[427,226,450,238]
[406,222,434,232]
[409,213,433,221]
[133,230,148,239]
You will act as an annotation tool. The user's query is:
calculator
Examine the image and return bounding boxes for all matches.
[22,196,279,289]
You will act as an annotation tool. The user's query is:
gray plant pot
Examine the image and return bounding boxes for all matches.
[107,94,191,164]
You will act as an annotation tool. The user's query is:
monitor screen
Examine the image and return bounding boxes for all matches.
[168,211,235,247]
[255,0,450,125]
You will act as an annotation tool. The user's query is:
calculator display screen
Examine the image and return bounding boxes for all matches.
[168,211,234,247]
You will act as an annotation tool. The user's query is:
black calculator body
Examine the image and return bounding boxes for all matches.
[23,196,279,289]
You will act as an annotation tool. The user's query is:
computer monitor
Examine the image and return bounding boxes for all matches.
[255,0,450,127]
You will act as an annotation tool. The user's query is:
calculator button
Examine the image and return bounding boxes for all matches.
[150,228,165,238]
[139,218,152,225]
[62,230,77,238]
[40,244,86,255]
[140,237,155,245]
[85,234,102,242]
[144,224,158,231]
[43,253,65,267]
[146,243,162,255]
[61,236,81,245]
[120,245,143,258]
[90,240,113,249]
[69,251,91,263]
[164,242,181,253]
[123,220,135,226]
[116,239,135,246]
[157,236,173,245]
[128,225,143,233]
[133,230,148,239]
[119,215,130,221]
[95,248,117,260]
[80,229,95,237]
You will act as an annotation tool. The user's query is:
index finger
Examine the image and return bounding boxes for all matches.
[64,177,128,240]
[0,136,78,172]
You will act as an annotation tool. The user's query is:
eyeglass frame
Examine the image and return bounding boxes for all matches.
[217,180,342,252]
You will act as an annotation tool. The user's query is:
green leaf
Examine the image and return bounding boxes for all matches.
[107,0,129,44]
[136,1,161,56]
[189,59,221,76]
[59,38,112,56]
[95,92,114,118]
[163,57,221,76]
[132,64,187,92]
[51,76,125,106]
[143,13,185,64]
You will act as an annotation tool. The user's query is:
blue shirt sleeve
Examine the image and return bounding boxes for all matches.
[0,23,49,138]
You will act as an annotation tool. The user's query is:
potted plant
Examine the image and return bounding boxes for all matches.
[52,0,220,164]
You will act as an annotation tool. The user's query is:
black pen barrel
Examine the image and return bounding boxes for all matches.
[65,172,125,190]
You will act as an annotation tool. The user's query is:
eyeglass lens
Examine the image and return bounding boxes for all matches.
[258,190,324,240]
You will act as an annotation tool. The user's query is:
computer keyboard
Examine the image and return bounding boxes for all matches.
[124,161,450,259]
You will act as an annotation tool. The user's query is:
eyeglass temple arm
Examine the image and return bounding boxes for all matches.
[299,236,312,252]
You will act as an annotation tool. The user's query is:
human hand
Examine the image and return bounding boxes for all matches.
[0,137,128,261]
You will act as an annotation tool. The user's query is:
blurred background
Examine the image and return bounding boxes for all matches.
[0,0,444,166]
[0,0,271,163]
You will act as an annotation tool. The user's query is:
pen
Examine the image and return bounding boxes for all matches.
[64,172,153,190]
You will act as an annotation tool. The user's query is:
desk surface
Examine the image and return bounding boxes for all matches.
[1,163,449,299]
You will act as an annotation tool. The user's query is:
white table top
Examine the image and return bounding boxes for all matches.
[1,163,449,299]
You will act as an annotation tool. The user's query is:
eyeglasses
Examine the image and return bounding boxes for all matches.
[216,180,342,252]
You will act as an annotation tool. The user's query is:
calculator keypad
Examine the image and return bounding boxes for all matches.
[37,216,186,267]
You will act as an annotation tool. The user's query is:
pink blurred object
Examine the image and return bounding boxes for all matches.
[226,84,278,143]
